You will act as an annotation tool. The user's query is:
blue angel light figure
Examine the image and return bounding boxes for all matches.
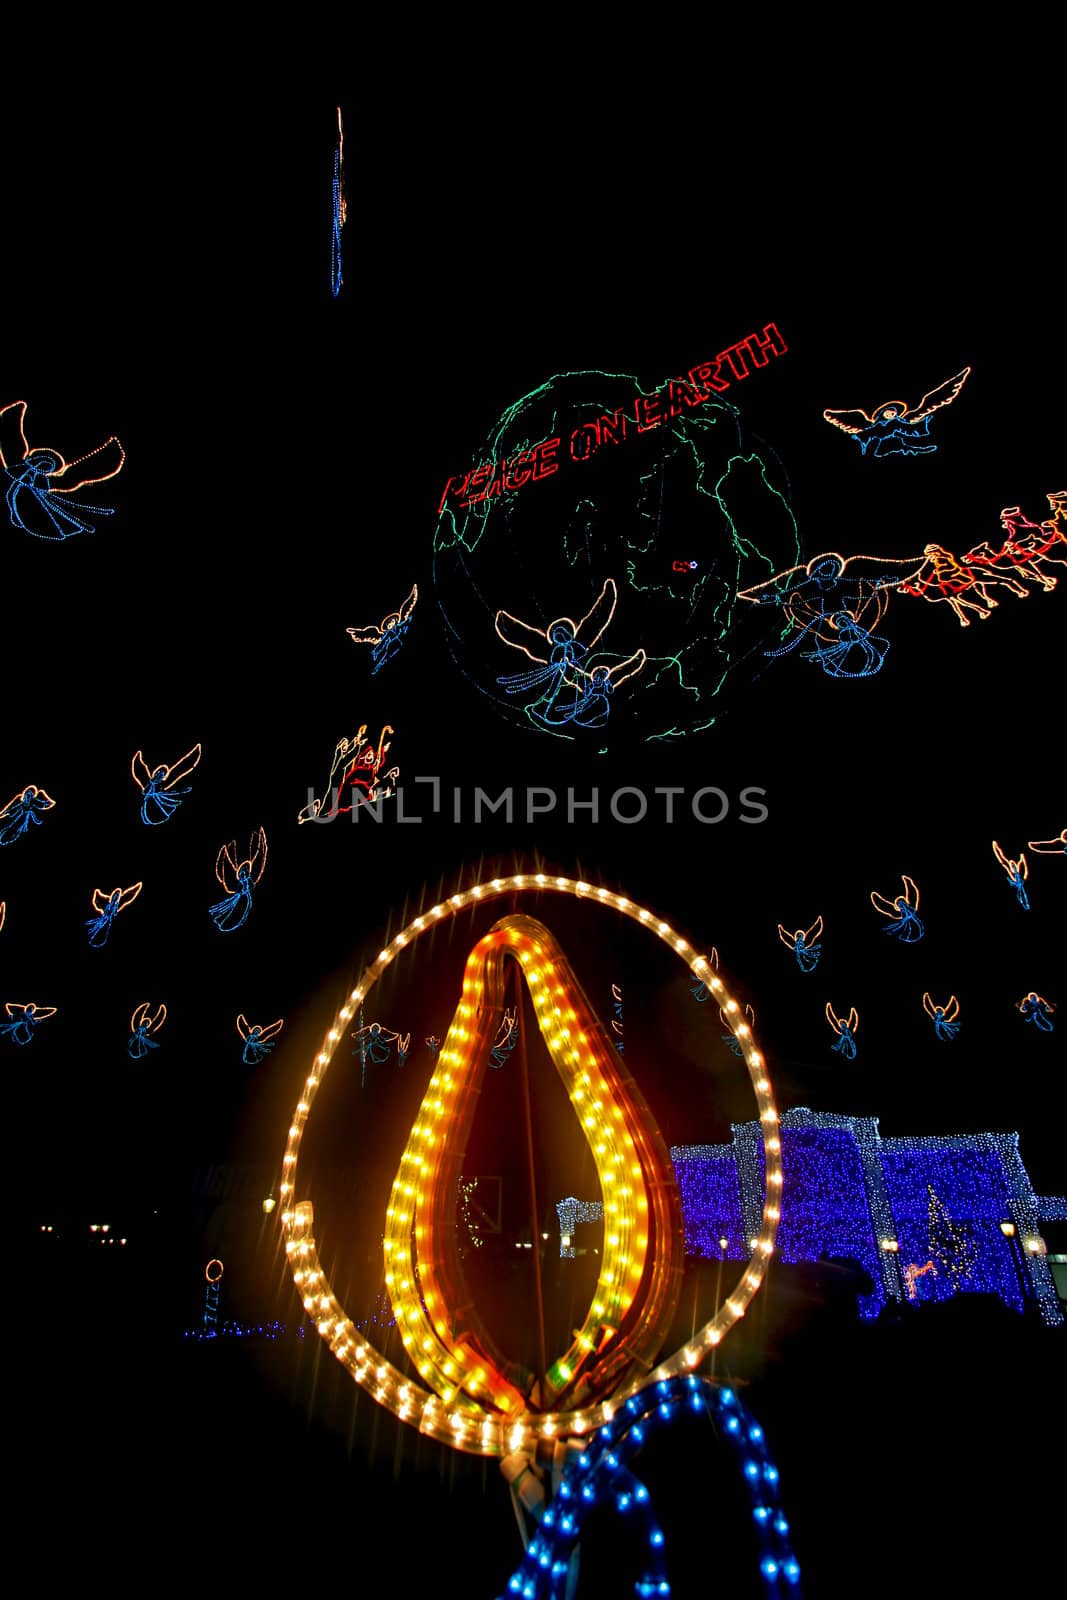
[128,1001,167,1059]
[739,553,917,681]
[331,107,345,297]
[871,875,925,942]
[494,578,647,733]
[0,784,56,846]
[237,1014,284,1064]
[347,585,418,675]
[992,841,1029,909]
[689,946,719,1002]
[426,1035,441,1057]
[2,1001,57,1046]
[86,882,142,948]
[799,609,890,678]
[826,1002,859,1059]
[1017,992,1055,1032]
[719,1004,755,1057]
[209,828,268,933]
[131,744,202,826]
[490,1007,518,1068]
[610,983,624,1053]
[351,1019,407,1085]
[823,368,970,458]
[923,992,960,1042]
[778,915,823,972]
[1,399,125,539]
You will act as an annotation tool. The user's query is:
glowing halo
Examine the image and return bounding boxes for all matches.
[279,874,782,1457]
[205,1258,224,1284]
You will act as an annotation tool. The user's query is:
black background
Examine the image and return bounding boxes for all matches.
[5,77,1064,1597]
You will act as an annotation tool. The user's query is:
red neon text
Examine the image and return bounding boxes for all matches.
[438,324,787,514]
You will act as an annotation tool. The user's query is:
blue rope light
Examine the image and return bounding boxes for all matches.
[499,1377,801,1599]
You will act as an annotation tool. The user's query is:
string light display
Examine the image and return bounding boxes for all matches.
[209,828,267,932]
[383,913,685,1419]
[351,1019,409,1086]
[611,983,624,1052]
[203,1259,223,1331]
[128,1002,166,1059]
[490,1007,518,1069]
[298,726,399,822]
[777,917,822,973]
[1017,993,1055,1032]
[1,397,125,538]
[721,1004,756,1056]
[236,1014,284,1065]
[278,874,783,1455]
[495,578,647,732]
[330,107,345,297]
[671,1108,1064,1324]
[1028,828,1066,855]
[870,875,924,942]
[458,1179,485,1257]
[130,744,201,825]
[85,882,142,948]
[904,1260,936,1299]
[0,901,5,933]
[0,784,56,846]
[434,365,800,747]
[2,1001,57,1046]
[822,367,970,457]
[991,841,1029,909]
[925,1186,979,1286]
[498,1377,800,1599]
[922,993,960,1041]
[739,553,914,683]
[825,1003,859,1059]
[557,1198,604,1259]
[347,584,418,674]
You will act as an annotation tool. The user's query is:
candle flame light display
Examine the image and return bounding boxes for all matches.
[279,874,783,1457]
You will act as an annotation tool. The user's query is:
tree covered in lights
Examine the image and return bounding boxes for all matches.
[927,1186,979,1287]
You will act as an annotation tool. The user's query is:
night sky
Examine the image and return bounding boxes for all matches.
[5,81,1064,1597]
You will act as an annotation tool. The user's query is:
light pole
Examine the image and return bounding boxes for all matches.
[1000,1221,1029,1310]
[880,1237,904,1304]
[713,1237,728,1376]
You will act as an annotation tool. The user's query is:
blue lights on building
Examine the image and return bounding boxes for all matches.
[668,1110,1063,1323]
[664,1109,1063,1324]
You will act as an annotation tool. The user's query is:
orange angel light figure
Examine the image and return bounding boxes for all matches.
[236,1014,285,1065]
[0,784,56,846]
[826,1002,859,1059]
[209,829,268,932]
[777,914,823,972]
[1,399,125,539]
[1017,993,1055,1032]
[347,584,418,674]
[922,993,960,1041]
[823,367,970,457]
[2,1001,57,1046]
[131,744,202,826]
[1028,828,1065,856]
[86,882,142,949]
[494,577,646,731]
[871,874,924,942]
[128,1002,167,1060]
[992,841,1029,909]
